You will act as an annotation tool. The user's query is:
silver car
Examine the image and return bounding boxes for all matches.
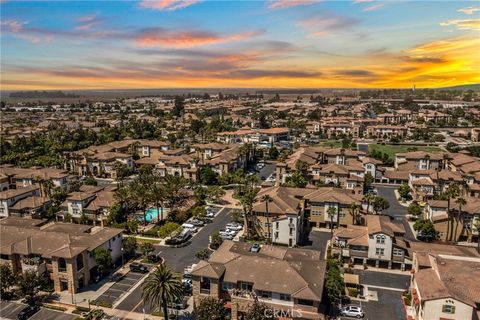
[340,305,364,318]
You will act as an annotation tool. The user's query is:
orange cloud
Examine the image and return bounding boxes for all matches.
[440,18,480,30]
[134,29,264,48]
[139,0,200,11]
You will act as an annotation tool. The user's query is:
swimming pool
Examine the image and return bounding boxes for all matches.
[141,207,170,223]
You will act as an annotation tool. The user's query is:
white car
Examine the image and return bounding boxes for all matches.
[340,306,364,318]
[225,223,243,231]
[219,229,236,237]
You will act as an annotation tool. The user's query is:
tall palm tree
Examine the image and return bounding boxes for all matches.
[453,197,466,242]
[362,193,375,215]
[238,180,259,238]
[262,194,273,243]
[348,203,360,226]
[327,206,337,238]
[445,183,460,241]
[149,175,167,223]
[142,264,183,320]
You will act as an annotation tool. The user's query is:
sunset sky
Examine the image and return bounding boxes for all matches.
[1,0,479,90]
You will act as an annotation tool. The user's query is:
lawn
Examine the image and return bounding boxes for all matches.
[319,140,344,148]
[368,144,442,160]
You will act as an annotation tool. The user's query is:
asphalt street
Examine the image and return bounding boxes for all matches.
[301,229,331,256]
[0,301,77,320]
[115,207,235,314]
[374,184,416,241]
[255,161,276,181]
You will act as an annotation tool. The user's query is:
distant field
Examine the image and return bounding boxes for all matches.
[368,144,442,160]
[319,140,344,148]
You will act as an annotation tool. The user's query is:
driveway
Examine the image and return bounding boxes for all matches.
[375,184,416,241]
[341,289,406,320]
[256,161,276,181]
[300,229,330,256]
[352,269,410,290]
[115,207,235,314]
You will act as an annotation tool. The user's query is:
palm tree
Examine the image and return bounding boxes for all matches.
[453,197,466,242]
[262,194,273,243]
[149,176,167,223]
[445,183,460,241]
[362,193,375,214]
[142,264,183,320]
[348,203,360,226]
[327,206,337,238]
[238,180,259,238]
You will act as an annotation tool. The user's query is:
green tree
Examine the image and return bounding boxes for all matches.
[262,194,273,243]
[210,231,223,250]
[363,193,375,214]
[94,247,113,276]
[16,271,45,305]
[195,248,210,260]
[348,202,361,226]
[284,170,308,188]
[267,146,279,160]
[413,219,436,237]
[238,179,260,238]
[454,197,467,241]
[107,202,125,225]
[398,183,411,199]
[123,237,138,257]
[194,296,228,320]
[158,222,181,238]
[407,203,422,217]
[142,264,183,320]
[205,186,226,204]
[445,183,461,241]
[325,258,344,306]
[244,301,274,320]
[84,175,97,186]
[200,167,219,185]
[364,172,374,189]
[140,242,155,256]
[373,196,390,214]
[0,264,16,299]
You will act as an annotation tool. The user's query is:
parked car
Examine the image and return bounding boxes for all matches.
[250,243,261,253]
[219,229,236,236]
[340,305,364,318]
[189,219,204,227]
[175,229,192,243]
[130,263,148,273]
[226,223,242,231]
[220,234,233,240]
[206,211,215,218]
[416,231,436,242]
[168,296,189,309]
[17,305,40,320]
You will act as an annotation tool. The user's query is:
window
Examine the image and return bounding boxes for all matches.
[76,254,84,271]
[311,210,321,216]
[275,222,279,229]
[298,299,314,306]
[258,290,271,299]
[200,277,211,294]
[442,305,456,314]
[376,235,386,244]
[241,283,253,291]
[289,228,293,236]
[393,248,403,256]
[279,293,291,301]
[221,282,233,293]
[375,248,385,255]
[58,258,67,272]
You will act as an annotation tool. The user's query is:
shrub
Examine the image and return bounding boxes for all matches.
[91,300,112,308]
[347,288,358,297]
[42,304,67,312]
[157,222,181,238]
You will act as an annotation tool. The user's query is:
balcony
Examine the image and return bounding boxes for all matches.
[21,257,46,275]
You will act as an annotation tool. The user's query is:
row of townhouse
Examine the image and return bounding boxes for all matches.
[409,243,480,320]
[66,139,170,178]
[216,127,290,145]
[333,215,410,270]
[275,147,383,190]
[0,165,71,192]
[57,185,117,226]
[0,217,123,294]
[190,241,327,320]
[249,186,363,247]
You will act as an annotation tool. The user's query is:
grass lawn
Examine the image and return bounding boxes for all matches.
[368,144,442,160]
[319,140,344,148]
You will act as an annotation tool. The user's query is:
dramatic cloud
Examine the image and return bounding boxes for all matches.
[458,6,480,15]
[402,56,445,64]
[139,0,200,11]
[298,15,359,37]
[440,18,480,30]
[134,28,264,48]
[332,69,377,78]
[267,0,319,10]
[363,3,385,12]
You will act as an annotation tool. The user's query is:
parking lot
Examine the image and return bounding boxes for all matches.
[340,288,406,320]
[95,271,147,306]
[0,301,77,320]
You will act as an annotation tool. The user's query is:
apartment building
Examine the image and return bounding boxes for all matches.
[410,253,480,320]
[0,165,71,192]
[366,125,408,139]
[395,151,446,171]
[424,197,480,242]
[311,163,364,193]
[190,241,326,320]
[0,186,41,218]
[58,185,116,226]
[334,215,410,270]
[0,217,123,294]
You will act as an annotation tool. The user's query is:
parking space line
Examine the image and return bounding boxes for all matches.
[366,284,405,292]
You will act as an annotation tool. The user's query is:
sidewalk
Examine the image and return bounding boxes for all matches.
[351,264,410,275]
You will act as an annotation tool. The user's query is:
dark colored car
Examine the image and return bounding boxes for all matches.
[129,262,148,273]
[17,305,40,320]
[416,232,436,242]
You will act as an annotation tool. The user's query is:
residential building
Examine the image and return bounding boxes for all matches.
[190,241,326,320]
[0,217,123,294]
[0,186,41,218]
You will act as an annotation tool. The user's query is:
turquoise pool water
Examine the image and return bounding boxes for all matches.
[141,207,170,223]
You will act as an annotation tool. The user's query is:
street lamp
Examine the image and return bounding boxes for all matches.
[121,247,124,267]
